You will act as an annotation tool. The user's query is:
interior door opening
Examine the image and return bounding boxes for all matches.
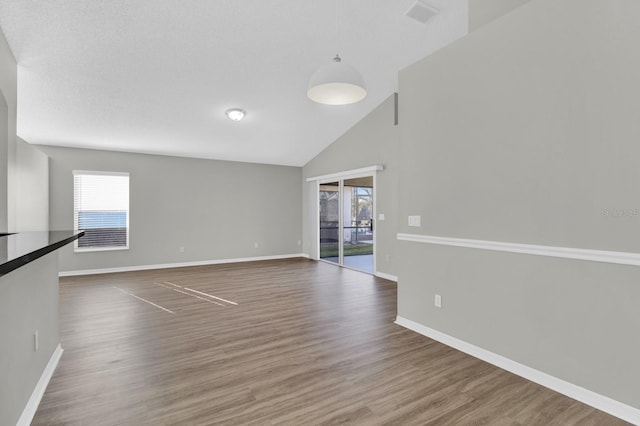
[319,176,374,273]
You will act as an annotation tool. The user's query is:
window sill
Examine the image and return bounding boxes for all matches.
[74,246,129,253]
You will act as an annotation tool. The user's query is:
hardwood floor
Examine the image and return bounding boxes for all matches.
[33,258,627,425]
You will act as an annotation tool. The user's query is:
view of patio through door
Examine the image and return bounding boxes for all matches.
[319,176,374,273]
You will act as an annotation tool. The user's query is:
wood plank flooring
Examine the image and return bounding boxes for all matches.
[32,258,628,425]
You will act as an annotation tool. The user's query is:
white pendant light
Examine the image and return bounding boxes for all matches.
[308,54,367,105]
[307,1,367,105]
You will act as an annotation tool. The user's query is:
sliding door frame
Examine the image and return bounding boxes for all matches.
[308,165,383,274]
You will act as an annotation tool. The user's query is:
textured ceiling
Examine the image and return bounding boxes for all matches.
[0,0,467,166]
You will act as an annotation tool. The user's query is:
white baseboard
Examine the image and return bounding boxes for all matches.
[17,344,64,426]
[59,253,307,277]
[375,271,398,282]
[394,316,640,425]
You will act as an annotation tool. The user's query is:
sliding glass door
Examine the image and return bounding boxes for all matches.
[342,178,373,272]
[319,182,340,264]
[318,176,374,273]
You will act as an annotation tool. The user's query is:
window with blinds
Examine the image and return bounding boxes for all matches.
[73,171,130,251]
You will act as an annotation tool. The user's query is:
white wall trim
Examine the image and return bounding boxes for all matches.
[394,316,640,425]
[59,253,307,277]
[305,165,384,182]
[375,271,398,282]
[17,344,64,426]
[397,233,640,267]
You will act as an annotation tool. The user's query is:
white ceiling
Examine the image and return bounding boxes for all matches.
[0,0,467,167]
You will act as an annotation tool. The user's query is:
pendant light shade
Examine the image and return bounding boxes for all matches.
[308,55,367,105]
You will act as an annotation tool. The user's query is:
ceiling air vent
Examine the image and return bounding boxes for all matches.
[405,0,439,24]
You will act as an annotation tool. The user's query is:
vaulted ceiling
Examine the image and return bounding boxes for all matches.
[0,0,467,166]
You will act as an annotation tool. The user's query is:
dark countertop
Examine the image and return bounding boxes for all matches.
[0,231,84,278]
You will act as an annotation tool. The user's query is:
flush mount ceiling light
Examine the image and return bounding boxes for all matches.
[307,0,367,106]
[225,108,245,121]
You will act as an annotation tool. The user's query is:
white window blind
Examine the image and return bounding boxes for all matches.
[73,171,130,251]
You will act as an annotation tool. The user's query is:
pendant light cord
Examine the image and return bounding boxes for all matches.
[335,0,339,57]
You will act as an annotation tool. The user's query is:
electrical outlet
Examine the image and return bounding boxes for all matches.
[178,246,185,253]
[34,331,39,352]
[434,294,442,308]
[254,242,259,249]
[378,213,385,221]
[408,215,421,227]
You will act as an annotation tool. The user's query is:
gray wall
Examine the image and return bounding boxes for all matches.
[398,0,640,409]
[38,145,303,273]
[0,91,6,232]
[0,252,60,426]
[469,0,532,32]
[1,28,58,426]
[302,94,399,278]
[0,31,49,234]
[17,138,49,231]
[0,27,17,233]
